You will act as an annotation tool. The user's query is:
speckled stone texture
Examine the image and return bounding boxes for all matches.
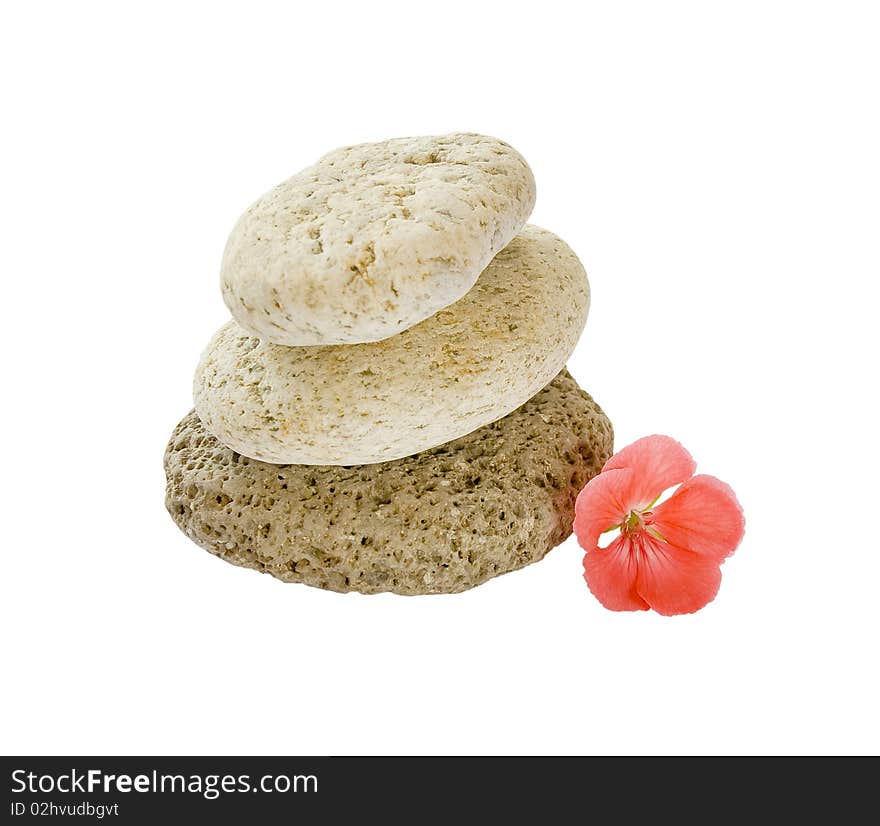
[166,370,613,595]
[221,133,536,345]
[197,225,590,465]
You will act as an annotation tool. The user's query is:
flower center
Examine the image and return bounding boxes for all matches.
[622,509,647,534]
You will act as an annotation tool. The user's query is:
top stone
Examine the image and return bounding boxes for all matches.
[220,133,536,345]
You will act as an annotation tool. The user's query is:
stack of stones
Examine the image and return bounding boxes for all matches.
[164,133,613,595]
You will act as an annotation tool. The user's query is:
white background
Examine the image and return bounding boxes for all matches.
[2,1,878,756]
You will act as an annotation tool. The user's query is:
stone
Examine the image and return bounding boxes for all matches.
[220,133,535,345]
[196,225,590,465]
[165,371,613,595]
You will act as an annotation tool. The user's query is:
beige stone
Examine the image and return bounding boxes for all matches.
[221,133,535,345]
[196,225,590,465]
[166,371,613,595]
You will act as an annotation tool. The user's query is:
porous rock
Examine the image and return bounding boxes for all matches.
[221,133,536,345]
[166,371,613,595]
[196,225,590,465]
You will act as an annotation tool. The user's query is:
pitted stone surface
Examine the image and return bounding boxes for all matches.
[199,226,589,465]
[166,371,613,595]
[221,133,536,345]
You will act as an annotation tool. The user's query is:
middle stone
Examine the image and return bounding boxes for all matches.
[194,225,589,465]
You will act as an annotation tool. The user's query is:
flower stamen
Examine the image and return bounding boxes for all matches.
[622,509,645,534]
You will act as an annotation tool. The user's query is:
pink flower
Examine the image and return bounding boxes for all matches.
[574,435,744,615]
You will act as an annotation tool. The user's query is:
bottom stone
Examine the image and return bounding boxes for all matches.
[164,369,613,595]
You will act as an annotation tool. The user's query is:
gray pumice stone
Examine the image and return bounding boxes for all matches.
[165,370,612,595]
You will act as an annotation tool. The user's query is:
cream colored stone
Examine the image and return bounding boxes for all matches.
[195,226,590,465]
[166,371,613,595]
[221,133,535,345]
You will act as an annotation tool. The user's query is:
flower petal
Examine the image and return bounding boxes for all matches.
[634,533,722,616]
[583,535,650,612]
[602,435,696,508]
[651,474,745,562]
[574,468,636,549]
